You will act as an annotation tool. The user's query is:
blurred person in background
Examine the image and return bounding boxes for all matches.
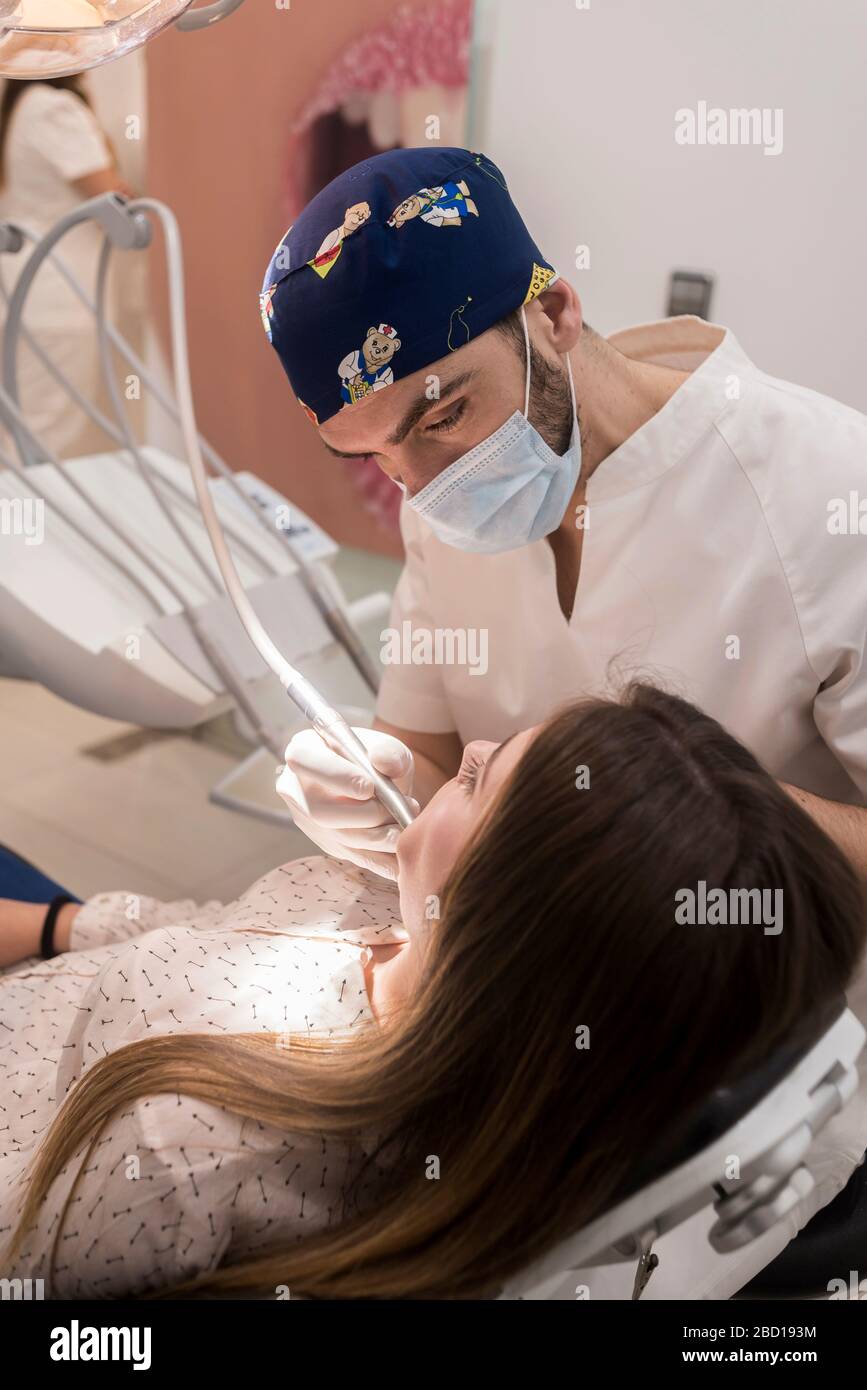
[0,75,135,460]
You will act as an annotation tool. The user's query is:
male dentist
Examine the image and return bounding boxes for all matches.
[261,146,867,888]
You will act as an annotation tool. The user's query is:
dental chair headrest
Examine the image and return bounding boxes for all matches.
[495,994,859,1298]
[611,994,847,1206]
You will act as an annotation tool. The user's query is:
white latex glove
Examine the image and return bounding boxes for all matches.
[276,726,419,881]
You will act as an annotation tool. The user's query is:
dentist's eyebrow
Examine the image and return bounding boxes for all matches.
[319,369,478,459]
[386,370,478,447]
[321,441,371,460]
[479,732,519,796]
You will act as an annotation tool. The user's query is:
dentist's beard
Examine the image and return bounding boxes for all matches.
[526,342,576,455]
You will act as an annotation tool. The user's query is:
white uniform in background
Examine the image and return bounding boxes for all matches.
[0,83,115,460]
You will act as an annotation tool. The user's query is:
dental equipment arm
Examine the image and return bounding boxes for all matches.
[0,195,415,827]
[0,217,381,696]
[71,194,413,832]
[138,197,416,829]
[0,201,292,760]
[175,0,247,30]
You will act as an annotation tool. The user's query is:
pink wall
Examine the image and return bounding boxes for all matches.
[146,0,410,555]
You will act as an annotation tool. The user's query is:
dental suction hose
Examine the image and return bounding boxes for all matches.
[136,198,417,832]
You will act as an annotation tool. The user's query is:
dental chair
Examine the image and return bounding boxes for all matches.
[498,999,867,1300]
[0,200,392,826]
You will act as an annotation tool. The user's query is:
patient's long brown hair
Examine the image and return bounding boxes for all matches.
[6,684,866,1297]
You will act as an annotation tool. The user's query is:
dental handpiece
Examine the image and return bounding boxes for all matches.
[190,445,417,830]
[286,669,416,829]
[182,397,418,831]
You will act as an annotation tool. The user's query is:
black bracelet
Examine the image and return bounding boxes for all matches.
[40,894,76,960]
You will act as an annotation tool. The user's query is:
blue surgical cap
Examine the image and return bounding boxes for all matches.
[259,147,558,425]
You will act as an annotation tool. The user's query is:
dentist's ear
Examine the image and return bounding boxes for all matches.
[534,277,584,354]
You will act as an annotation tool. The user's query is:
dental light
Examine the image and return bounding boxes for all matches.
[0,0,246,80]
[0,194,417,833]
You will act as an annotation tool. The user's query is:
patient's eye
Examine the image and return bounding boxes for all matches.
[457,744,486,794]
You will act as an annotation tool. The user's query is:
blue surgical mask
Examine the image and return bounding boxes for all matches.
[404,307,581,553]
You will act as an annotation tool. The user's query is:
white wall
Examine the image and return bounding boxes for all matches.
[471,0,867,410]
[88,50,147,189]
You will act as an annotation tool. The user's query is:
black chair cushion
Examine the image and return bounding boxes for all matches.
[741,1154,867,1295]
[611,997,846,1206]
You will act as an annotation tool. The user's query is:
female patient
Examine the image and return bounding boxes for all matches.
[1,683,865,1299]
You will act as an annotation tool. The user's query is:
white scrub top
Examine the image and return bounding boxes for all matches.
[376,316,867,804]
[0,83,112,328]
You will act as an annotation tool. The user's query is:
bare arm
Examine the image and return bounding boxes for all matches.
[782,784,867,885]
[0,899,79,968]
[373,716,463,807]
[73,167,136,200]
